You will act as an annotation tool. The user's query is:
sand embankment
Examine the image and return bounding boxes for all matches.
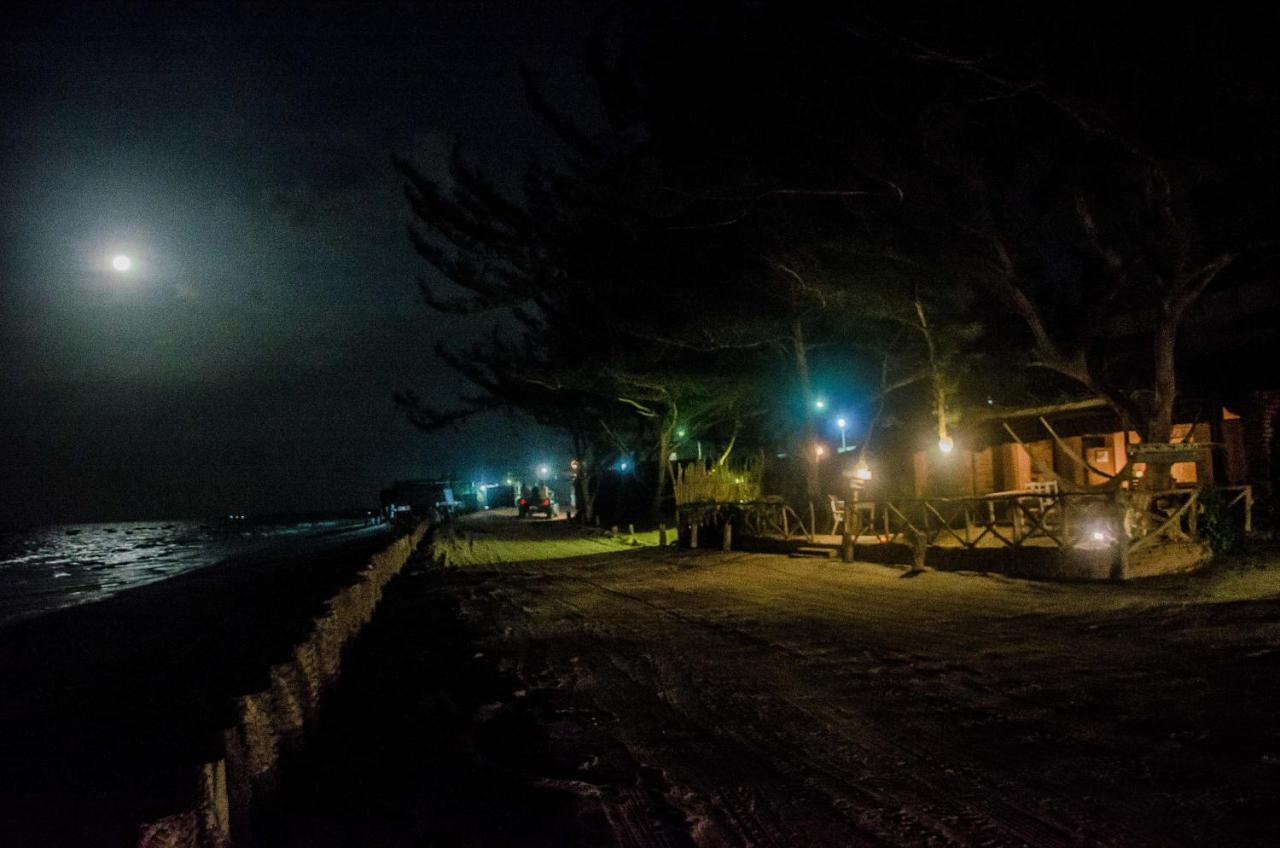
[0,522,425,847]
[135,522,427,847]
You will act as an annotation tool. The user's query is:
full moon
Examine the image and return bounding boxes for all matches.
[112,255,132,272]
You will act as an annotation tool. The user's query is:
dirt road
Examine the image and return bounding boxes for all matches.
[263,511,1280,846]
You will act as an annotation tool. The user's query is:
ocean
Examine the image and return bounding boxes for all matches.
[0,517,379,627]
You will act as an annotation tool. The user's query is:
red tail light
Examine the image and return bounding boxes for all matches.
[518,498,526,505]
[542,498,550,506]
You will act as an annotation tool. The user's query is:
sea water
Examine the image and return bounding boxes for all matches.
[0,517,375,627]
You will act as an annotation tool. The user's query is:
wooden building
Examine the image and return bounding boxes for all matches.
[907,397,1263,499]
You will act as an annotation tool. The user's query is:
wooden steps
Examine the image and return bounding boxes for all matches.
[790,546,837,559]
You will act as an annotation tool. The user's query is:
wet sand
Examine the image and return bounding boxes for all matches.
[0,525,399,847]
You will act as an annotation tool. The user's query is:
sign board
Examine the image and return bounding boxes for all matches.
[1128,442,1214,464]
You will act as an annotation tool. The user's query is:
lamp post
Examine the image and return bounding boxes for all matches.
[836,417,847,452]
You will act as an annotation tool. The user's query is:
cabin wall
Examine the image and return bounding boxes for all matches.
[1053,436,1086,489]
[1218,413,1248,485]
[908,407,1263,498]
[971,448,996,494]
[1243,390,1280,497]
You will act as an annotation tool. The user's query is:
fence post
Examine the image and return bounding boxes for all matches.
[722,519,732,551]
[690,521,699,549]
[841,504,853,563]
[1059,494,1070,546]
[807,502,816,542]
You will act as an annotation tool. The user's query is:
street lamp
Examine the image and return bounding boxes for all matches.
[814,444,826,459]
[814,398,827,412]
[675,426,687,439]
[938,434,954,454]
[836,417,847,452]
[538,464,550,477]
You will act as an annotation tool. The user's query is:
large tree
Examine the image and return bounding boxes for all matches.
[838,5,1280,487]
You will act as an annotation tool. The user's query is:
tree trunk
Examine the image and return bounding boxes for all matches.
[652,425,671,523]
[583,471,601,523]
[1141,312,1179,492]
[791,318,820,502]
[573,470,590,523]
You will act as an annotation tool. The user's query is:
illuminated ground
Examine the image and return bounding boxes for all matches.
[262,511,1280,846]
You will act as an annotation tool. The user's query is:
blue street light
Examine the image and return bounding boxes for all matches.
[836,417,848,452]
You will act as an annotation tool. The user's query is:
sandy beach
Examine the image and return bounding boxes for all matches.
[0,524,400,846]
[10,509,1280,845]
[256,509,1280,846]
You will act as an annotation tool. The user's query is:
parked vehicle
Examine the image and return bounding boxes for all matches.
[518,485,557,518]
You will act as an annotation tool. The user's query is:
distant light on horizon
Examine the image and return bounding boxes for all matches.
[112,254,132,271]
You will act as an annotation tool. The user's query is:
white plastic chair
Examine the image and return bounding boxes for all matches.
[828,494,844,534]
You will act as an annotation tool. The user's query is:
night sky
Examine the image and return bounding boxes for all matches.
[1,2,606,527]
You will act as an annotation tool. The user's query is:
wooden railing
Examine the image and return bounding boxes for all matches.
[852,487,1238,552]
[1124,489,1201,554]
[862,492,1119,549]
[677,498,814,545]
[1219,484,1254,533]
[683,485,1250,554]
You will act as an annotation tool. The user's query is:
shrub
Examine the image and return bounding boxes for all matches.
[1199,488,1244,554]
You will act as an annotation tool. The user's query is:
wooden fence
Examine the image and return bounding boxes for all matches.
[676,485,1252,558]
[678,498,813,547]
[852,485,1251,554]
